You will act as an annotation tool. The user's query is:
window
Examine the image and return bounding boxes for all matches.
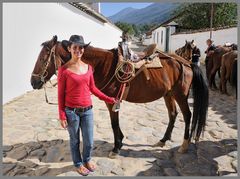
[161,30,163,44]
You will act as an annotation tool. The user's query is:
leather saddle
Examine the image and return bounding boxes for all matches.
[118,43,162,69]
[117,43,164,82]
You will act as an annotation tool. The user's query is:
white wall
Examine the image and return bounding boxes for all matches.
[169,27,237,61]
[142,36,152,46]
[152,27,166,51]
[3,3,122,104]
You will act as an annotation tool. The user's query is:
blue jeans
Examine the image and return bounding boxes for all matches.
[65,107,94,168]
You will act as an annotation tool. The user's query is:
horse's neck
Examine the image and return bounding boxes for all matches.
[85,47,117,87]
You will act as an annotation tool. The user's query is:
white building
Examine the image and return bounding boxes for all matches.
[3,3,122,104]
[143,20,178,52]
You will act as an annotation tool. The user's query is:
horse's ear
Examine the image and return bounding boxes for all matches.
[191,40,194,43]
[52,35,58,43]
[185,40,187,44]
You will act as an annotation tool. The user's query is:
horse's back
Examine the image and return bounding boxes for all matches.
[125,56,192,103]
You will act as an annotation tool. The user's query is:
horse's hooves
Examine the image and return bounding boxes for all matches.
[152,141,165,148]
[195,140,199,144]
[177,146,188,154]
[108,151,119,159]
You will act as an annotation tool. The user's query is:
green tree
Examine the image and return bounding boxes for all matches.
[115,21,134,35]
[138,23,158,34]
[132,24,140,36]
[173,3,237,30]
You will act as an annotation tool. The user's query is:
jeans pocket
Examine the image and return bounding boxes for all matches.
[65,108,77,122]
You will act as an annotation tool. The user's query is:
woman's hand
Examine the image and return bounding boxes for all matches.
[60,119,68,129]
[112,98,118,104]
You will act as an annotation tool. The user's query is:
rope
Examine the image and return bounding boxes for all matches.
[115,60,135,83]
[99,60,136,91]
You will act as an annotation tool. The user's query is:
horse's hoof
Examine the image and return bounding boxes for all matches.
[152,141,165,148]
[108,151,119,159]
[177,146,188,153]
[194,137,199,143]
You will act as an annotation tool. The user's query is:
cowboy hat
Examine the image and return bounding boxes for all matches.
[62,35,91,48]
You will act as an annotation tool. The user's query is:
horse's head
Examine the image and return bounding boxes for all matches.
[31,35,69,89]
[183,40,195,61]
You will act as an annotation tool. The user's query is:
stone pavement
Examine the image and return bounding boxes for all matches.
[3,42,238,176]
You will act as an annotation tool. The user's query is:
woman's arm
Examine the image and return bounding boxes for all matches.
[89,70,115,104]
[57,67,67,120]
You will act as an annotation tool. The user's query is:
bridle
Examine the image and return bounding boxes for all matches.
[182,43,193,61]
[31,44,64,104]
[31,44,59,81]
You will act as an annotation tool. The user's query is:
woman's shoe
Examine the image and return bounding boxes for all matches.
[76,165,90,176]
[84,162,96,172]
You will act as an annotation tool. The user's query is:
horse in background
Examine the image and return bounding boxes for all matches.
[31,36,209,158]
[230,59,238,99]
[175,40,195,61]
[207,45,233,90]
[220,50,237,95]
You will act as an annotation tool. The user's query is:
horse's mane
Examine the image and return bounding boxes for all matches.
[84,46,116,60]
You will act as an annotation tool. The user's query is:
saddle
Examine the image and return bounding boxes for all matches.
[116,44,175,103]
[118,43,163,69]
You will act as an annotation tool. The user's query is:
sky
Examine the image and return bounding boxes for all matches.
[101,3,153,17]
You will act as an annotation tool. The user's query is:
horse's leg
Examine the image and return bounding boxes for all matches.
[105,103,124,158]
[174,94,192,153]
[218,69,221,78]
[212,68,219,90]
[224,68,231,95]
[209,67,218,90]
[220,65,226,93]
[206,57,213,81]
[153,95,178,147]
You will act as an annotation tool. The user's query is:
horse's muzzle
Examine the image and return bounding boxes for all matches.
[31,78,44,89]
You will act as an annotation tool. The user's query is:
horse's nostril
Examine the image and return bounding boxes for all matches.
[31,79,43,89]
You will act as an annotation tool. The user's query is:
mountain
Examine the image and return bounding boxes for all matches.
[108,7,138,22]
[108,2,181,25]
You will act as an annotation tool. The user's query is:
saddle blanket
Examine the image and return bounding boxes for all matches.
[133,55,163,69]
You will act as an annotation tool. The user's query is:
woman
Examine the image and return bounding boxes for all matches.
[58,35,116,176]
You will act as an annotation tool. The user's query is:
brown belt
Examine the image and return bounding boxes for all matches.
[65,105,93,113]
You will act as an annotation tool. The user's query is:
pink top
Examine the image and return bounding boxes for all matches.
[58,65,114,120]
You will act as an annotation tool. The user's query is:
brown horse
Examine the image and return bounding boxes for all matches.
[220,50,238,95]
[31,36,209,157]
[175,40,195,61]
[230,59,238,98]
[207,46,232,90]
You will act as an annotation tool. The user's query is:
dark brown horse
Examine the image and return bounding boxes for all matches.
[230,59,238,98]
[220,50,237,95]
[175,40,195,61]
[207,46,232,90]
[31,36,209,157]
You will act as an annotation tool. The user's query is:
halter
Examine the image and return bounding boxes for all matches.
[31,44,63,104]
[31,45,58,81]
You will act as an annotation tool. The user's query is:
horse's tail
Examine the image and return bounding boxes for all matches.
[230,60,237,87]
[190,63,209,141]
